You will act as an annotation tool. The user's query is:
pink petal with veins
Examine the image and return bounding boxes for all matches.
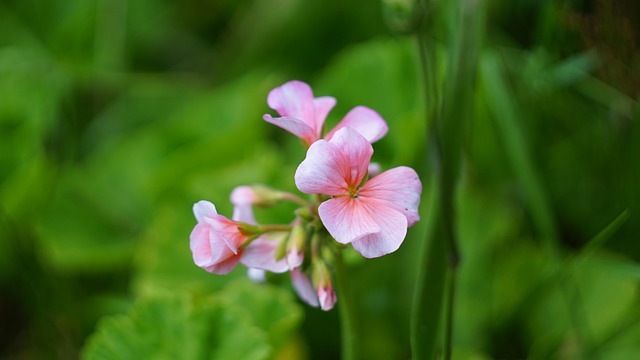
[267,80,316,128]
[295,127,372,195]
[350,199,408,258]
[359,166,422,226]
[317,196,380,244]
[263,114,318,145]
[326,106,388,143]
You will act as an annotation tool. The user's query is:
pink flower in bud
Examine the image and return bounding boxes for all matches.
[312,260,336,311]
[263,80,388,146]
[295,127,422,258]
[190,200,250,275]
[317,284,336,311]
[285,221,306,269]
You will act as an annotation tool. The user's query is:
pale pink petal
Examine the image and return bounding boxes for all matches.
[189,223,214,267]
[359,166,422,226]
[230,186,258,205]
[267,80,315,122]
[247,268,266,283]
[294,139,350,196]
[368,162,382,178]
[318,285,336,311]
[318,196,380,244]
[206,215,248,254]
[313,96,337,134]
[291,268,319,307]
[193,200,217,223]
[263,114,318,145]
[286,248,303,269]
[232,203,256,224]
[207,225,238,263]
[240,235,289,273]
[350,199,408,258]
[326,127,373,188]
[326,106,388,143]
[201,254,241,275]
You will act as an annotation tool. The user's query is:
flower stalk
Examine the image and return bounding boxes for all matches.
[334,250,360,360]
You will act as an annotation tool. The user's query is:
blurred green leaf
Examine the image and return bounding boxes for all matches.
[82,291,270,360]
[83,278,302,360]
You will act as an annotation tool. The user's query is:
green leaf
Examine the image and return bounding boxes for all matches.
[83,278,303,360]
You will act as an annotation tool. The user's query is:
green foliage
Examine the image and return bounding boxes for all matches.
[83,279,302,360]
[1,0,639,359]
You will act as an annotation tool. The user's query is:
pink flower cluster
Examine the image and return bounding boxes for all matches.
[190,80,422,311]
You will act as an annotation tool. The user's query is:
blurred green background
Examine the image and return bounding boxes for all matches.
[0,0,638,359]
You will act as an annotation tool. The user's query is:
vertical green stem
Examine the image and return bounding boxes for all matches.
[334,251,360,360]
[411,1,483,359]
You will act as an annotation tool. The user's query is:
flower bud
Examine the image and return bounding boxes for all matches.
[312,260,336,311]
[286,221,307,269]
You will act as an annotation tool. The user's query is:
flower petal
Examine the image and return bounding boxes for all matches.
[326,106,388,143]
[230,186,258,205]
[267,80,315,121]
[240,234,289,273]
[190,223,214,267]
[294,139,349,196]
[326,127,373,188]
[208,225,238,263]
[350,200,408,258]
[313,96,337,134]
[359,166,422,226]
[193,200,217,223]
[317,285,336,311]
[295,127,373,195]
[206,215,248,254]
[263,114,318,145]
[318,196,380,244]
[232,203,256,224]
[201,254,241,275]
[291,268,319,307]
[286,248,303,269]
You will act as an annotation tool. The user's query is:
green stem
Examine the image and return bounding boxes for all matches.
[411,1,483,359]
[334,251,360,360]
[259,224,292,232]
[280,192,310,207]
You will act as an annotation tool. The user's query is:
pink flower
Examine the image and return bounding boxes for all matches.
[263,80,388,146]
[189,200,250,274]
[294,127,422,258]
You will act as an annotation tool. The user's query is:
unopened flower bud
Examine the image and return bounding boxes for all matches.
[286,221,307,269]
[312,260,336,311]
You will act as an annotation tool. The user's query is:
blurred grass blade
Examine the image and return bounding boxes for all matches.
[581,209,630,256]
[411,1,484,359]
[480,51,560,257]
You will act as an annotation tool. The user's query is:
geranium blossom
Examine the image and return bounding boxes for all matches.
[295,127,422,258]
[189,200,250,274]
[263,80,388,146]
